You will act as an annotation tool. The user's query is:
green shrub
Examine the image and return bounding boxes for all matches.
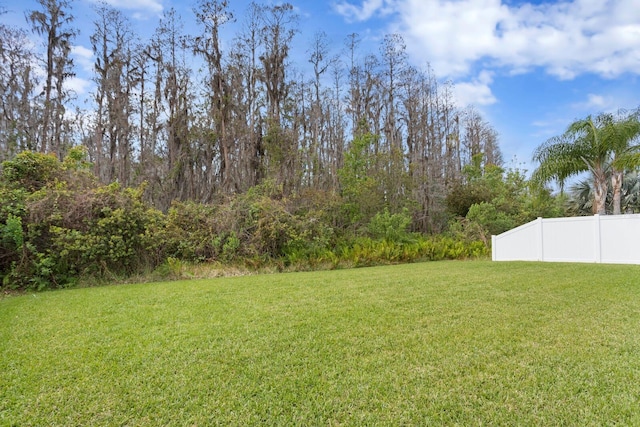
[250,196,298,257]
[466,202,516,237]
[0,151,166,290]
[164,200,252,263]
[164,201,221,261]
[1,151,61,192]
[32,183,165,284]
[0,214,25,287]
[367,208,415,243]
[221,232,241,261]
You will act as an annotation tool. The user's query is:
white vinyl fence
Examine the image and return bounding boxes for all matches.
[492,214,640,264]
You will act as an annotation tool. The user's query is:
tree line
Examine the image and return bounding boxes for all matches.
[0,0,503,233]
[0,148,497,289]
[2,0,579,289]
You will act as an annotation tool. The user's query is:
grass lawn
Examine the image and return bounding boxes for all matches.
[2,260,640,425]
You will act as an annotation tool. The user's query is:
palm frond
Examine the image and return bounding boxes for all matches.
[532,134,588,185]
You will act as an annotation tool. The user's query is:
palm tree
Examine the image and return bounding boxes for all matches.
[619,171,640,213]
[603,112,640,214]
[566,178,594,216]
[533,114,609,215]
[567,171,640,215]
[533,110,640,215]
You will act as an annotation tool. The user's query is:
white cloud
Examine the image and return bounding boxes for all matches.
[453,70,497,107]
[71,45,94,73]
[531,117,569,140]
[399,0,509,77]
[88,0,163,16]
[582,94,609,109]
[531,91,634,141]
[333,0,395,22]
[64,76,93,96]
[338,0,640,81]
[571,93,636,115]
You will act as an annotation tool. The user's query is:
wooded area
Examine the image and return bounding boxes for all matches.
[0,0,565,289]
[0,0,503,227]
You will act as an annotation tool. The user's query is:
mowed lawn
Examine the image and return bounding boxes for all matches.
[2,261,640,425]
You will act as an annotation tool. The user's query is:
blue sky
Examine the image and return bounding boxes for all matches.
[2,0,639,174]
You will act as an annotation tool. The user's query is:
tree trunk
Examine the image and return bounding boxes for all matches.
[611,170,623,215]
[593,170,608,215]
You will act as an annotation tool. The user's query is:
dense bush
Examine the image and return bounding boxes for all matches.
[446,155,563,241]
[44,184,166,278]
[0,151,165,289]
[163,201,238,262]
[367,208,415,243]
[0,151,491,291]
[466,202,516,237]
[156,185,341,272]
[1,151,61,192]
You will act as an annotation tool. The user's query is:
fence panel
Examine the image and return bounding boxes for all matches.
[492,214,640,264]
[491,220,539,261]
[599,215,640,264]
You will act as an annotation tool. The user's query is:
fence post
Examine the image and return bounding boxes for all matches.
[537,217,544,261]
[491,235,496,261]
[594,214,602,263]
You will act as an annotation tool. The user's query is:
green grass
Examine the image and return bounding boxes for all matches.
[2,261,640,425]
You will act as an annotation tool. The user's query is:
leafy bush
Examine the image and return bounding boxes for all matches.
[466,202,516,238]
[0,150,492,291]
[16,183,163,287]
[0,151,166,290]
[367,208,415,243]
[1,151,61,192]
[46,184,164,275]
[164,201,222,261]
[231,184,336,262]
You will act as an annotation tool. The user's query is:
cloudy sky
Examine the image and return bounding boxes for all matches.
[2,0,639,172]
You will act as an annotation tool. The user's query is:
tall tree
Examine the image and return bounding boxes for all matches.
[461,106,502,168]
[327,59,346,189]
[193,0,235,193]
[90,4,136,184]
[344,33,363,134]
[258,2,298,191]
[27,0,76,158]
[0,23,39,159]
[146,8,193,207]
[259,3,297,124]
[228,1,265,190]
[305,30,336,188]
[380,33,407,151]
[602,111,640,215]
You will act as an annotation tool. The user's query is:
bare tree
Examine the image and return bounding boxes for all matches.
[461,106,503,168]
[147,8,193,207]
[259,3,297,124]
[90,4,136,184]
[227,1,265,190]
[258,2,298,191]
[327,59,346,189]
[0,23,39,159]
[193,0,235,193]
[380,33,407,151]
[27,0,76,158]
[305,30,336,188]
